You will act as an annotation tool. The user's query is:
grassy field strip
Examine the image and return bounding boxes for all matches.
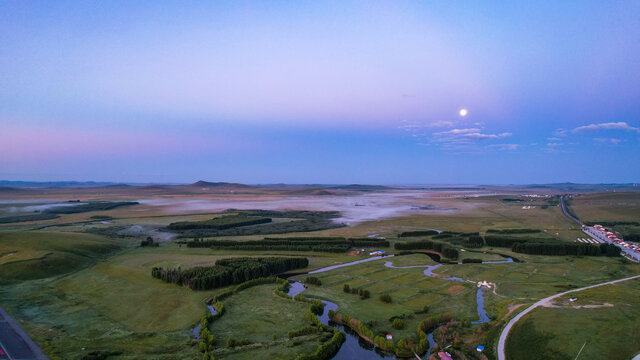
[498,274,640,360]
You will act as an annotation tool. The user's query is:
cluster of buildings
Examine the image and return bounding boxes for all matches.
[584,224,640,261]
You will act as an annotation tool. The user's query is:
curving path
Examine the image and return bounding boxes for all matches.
[497,274,640,360]
[0,306,49,360]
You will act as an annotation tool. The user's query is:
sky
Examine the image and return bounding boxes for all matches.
[1,1,639,184]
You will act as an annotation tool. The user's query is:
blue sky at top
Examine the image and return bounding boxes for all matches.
[1,1,639,184]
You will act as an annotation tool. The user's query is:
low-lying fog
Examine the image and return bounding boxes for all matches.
[139,190,493,224]
[0,200,86,215]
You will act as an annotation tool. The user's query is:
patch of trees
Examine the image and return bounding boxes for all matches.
[198,320,217,355]
[305,276,322,286]
[394,239,459,259]
[226,338,249,347]
[140,236,158,247]
[432,231,466,239]
[45,201,138,214]
[172,209,345,237]
[392,318,404,329]
[379,294,392,303]
[0,213,59,223]
[486,228,541,234]
[623,233,640,242]
[349,237,391,247]
[501,197,525,202]
[294,329,345,360]
[417,312,455,335]
[168,215,272,230]
[398,230,438,237]
[151,257,308,290]
[293,296,326,315]
[461,258,482,263]
[186,236,388,253]
[465,235,484,248]
[484,235,550,247]
[407,231,483,249]
[288,326,321,338]
[511,242,621,257]
[187,238,349,253]
[342,284,370,299]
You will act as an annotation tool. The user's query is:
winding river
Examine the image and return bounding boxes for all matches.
[193,253,515,358]
[293,253,516,359]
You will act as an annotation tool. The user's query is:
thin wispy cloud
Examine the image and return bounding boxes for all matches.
[572,122,640,133]
[487,144,519,151]
[552,128,568,137]
[594,137,623,144]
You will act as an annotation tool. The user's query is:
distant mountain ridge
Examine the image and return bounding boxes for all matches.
[190,180,253,188]
[0,180,118,188]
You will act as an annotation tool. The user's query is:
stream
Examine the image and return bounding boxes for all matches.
[193,253,515,358]
[294,253,515,359]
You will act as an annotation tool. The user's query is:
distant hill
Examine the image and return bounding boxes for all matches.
[286,188,335,196]
[189,180,253,188]
[328,184,393,191]
[513,183,640,192]
[0,180,117,188]
[0,186,29,193]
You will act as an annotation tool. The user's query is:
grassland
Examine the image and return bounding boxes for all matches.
[301,254,479,341]
[569,192,640,223]
[209,284,323,359]
[0,239,362,359]
[316,195,584,242]
[506,279,640,360]
[0,231,121,283]
[0,190,638,359]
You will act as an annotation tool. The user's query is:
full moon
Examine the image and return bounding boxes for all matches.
[459,109,468,117]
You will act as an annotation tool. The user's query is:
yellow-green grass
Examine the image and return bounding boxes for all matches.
[310,196,584,242]
[436,251,640,323]
[0,239,364,359]
[0,245,217,359]
[301,255,478,341]
[208,284,323,359]
[569,192,640,223]
[0,231,121,282]
[506,279,640,360]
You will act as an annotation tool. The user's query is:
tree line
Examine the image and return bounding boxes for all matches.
[45,201,138,214]
[398,230,439,237]
[511,242,621,256]
[394,239,459,259]
[151,257,308,290]
[168,215,272,230]
[185,237,388,253]
[486,228,541,234]
[484,235,545,247]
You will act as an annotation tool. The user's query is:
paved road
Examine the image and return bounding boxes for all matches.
[497,274,640,360]
[0,307,49,360]
[559,195,582,226]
